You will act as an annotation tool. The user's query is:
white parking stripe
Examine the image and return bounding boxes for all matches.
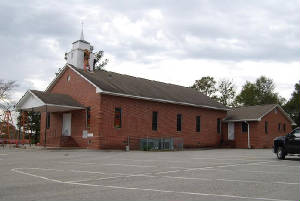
[70,170,106,174]
[102,163,155,168]
[66,175,127,183]
[274,181,300,185]
[196,168,296,175]
[59,162,97,165]
[192,157,271,160]
[11,168,295,201]
[155,161,272,174]
[67,182,294,201]
[250,164,299,167]
[12,167,299,186]
[21,168,65,172]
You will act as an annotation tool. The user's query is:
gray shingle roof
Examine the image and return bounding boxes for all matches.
[71,66,228,110]
[224,104,278,121]
[31,90,83,108]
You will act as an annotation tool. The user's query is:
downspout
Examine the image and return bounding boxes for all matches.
[18,110,22,147]
[30,108,33,146]
[85,107,87,129]
[44,105,47,148]
[245,121,250,149]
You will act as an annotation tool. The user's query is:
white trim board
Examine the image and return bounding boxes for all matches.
[45,64,102,93]
[100,91,229,111]
[15,90,85,112]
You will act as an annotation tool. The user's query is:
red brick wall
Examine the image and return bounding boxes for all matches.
[98,94,227,149]
[253,107,292,148]
[39,67,227,149]
[232,122,258,148]
[222,107,293,148]
[40,67,101,148]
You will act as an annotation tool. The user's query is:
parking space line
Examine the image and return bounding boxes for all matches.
[67,182,294,201]
[102,163,156,168]
[13,167,299,186]
[0,154,8,156]
[194,168,296,175]
[274,181,300,185]
[192,157,271,161]
[11,168,295,201]
[59,162,97,165]
[66,175,128,183]
[14,168,65,172]
[70,170,106,174]
[154,161,271,174]
[250,164,299,167]
[11,168,64,184]
[110,158,234,165]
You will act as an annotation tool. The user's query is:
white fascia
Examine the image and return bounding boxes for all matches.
[223,119,261,123]
[67,64,102,93]
[45,64,102,93]
[100,91,229,111]
[45,104,85,110]
[15,90,45,111]
[258,104,295,125]
[45,65,68,92]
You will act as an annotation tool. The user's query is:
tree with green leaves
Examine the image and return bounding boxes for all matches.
[235,81,258,106]
[191,76,217,98]
[93,50,109,71]
[217,79,236,107]
[283,82,299,127]
[235,76,285,106]
[17,111,41,144]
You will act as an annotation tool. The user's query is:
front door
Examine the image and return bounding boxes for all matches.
[228,122,235,140]
[62,113,71,136]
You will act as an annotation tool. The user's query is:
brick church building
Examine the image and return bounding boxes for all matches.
[15,33,295,149]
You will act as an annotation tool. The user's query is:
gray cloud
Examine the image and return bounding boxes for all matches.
[0,0,299,101]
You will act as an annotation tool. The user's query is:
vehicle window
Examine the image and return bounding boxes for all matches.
[293,129,300,138]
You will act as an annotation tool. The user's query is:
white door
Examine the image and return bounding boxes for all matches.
[62,113,71,136]
[228,122,235,140]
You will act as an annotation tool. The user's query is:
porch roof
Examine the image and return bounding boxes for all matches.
[15,90,85,112]
[224,104,295,125]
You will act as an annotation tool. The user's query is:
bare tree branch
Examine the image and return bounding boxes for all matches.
[0,80,17,101]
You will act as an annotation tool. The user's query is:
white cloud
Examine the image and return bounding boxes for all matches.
[0,0,299,104]
[24,78,49,91]
[107,58,300,100]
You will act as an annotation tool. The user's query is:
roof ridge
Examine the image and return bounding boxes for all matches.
[233,104,277,109]
[79,67,197,91]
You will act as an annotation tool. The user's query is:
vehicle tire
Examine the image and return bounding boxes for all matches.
[277,147,286,160]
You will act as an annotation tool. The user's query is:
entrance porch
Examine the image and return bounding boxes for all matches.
[15,90,88,148]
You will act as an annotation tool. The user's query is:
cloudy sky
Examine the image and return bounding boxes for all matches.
[0,0,299,104]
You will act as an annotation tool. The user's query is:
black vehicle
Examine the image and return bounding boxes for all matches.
[273,127,300,159]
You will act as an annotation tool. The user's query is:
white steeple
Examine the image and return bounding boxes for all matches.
[80,22,84,40]
[65,23,95,71]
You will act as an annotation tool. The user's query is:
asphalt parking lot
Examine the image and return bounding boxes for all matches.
[0,148,299,201]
